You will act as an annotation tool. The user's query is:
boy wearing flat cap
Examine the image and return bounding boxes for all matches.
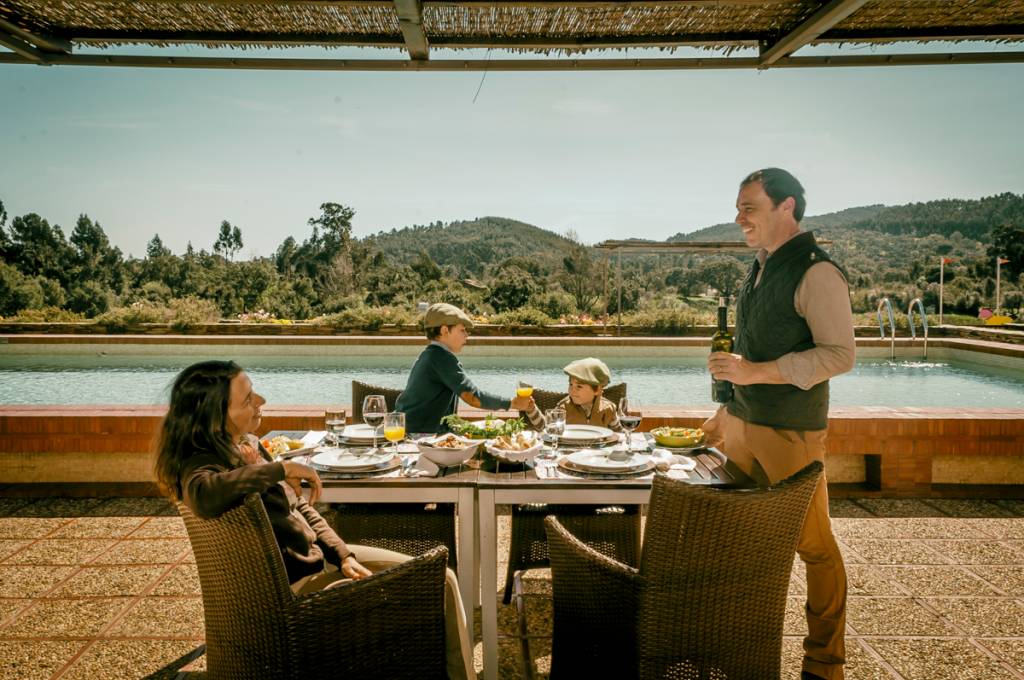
[526,357,622,431]
[396,303,534,434]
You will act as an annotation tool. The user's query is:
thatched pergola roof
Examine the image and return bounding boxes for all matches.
[1,1,1023,70]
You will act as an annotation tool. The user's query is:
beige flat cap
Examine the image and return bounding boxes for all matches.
[423,302,475,329]
[563,357,611,387]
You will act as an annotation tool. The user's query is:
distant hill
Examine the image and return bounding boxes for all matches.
[669,193,1024,243]
[363,216,574,276]
[669,205,887,242]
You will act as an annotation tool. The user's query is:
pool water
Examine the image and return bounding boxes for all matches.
[1,354,1021,408]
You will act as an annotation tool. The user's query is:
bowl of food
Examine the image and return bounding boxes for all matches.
[416,433,480,467]
[486,431,542,464]
[650,426,706,449]
[262,435,306,456]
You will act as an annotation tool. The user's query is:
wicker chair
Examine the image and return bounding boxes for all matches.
[529,382,627,414]
[179,494,449,680]
[503,380,636,604]
[544,461,823,680]
[334,380,458,567]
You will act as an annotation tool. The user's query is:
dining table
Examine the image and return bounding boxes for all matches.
[268,429,751,680]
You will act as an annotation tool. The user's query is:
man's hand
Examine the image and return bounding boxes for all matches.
[708,352,783,386]
[281,461,323,504]
[510,394,533,411]
[341,554,372,580]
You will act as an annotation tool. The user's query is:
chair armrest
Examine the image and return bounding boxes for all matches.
[284,547,449,679]
[545,516,641,678]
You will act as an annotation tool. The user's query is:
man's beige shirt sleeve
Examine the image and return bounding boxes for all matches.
[774,261,856,390]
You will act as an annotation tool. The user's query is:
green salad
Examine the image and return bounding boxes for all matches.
[441,414,526,439]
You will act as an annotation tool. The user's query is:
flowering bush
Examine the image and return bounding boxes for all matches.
[238,309,277,323]
[558,313,605,326]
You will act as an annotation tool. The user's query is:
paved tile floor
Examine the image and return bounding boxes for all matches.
[0,496,1023,679]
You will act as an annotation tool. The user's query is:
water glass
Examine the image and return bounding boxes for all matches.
[617,397,642,453]
[324,407,347,446]
[544,407,565,449]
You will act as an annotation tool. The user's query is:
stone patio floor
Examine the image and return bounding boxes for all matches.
[1,496,1023,679]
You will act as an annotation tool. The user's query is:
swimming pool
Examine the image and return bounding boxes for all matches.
[2,342,1022,408]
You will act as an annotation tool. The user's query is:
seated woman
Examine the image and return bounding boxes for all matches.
[154,360,475,680]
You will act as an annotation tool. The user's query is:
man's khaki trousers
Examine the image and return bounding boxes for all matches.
[704,407,847,680]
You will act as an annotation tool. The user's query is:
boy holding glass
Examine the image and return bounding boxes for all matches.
[397,302,534,434]
[524,357,622,432]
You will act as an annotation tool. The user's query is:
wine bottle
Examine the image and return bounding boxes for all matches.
[711,296,734,403]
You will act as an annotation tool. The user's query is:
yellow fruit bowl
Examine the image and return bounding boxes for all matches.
[651,426,706,449]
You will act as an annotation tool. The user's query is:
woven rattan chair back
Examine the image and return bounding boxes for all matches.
[178,495,299,679]
[351,380,403,422]
[637,461,823,680]
[531,382,626,414]
[180,494,450,680]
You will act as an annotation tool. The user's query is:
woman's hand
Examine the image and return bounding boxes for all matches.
[281,461,323,504]
[341,554,372,580]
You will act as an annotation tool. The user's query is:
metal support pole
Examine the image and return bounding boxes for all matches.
[617,248,623,336]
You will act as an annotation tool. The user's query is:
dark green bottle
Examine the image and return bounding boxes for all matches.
[711,296,734,403]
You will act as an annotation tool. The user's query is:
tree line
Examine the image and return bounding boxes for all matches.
[1,193,1021,324]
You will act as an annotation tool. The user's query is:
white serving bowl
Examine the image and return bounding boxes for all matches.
[416,435,480,467]
[486,431,543,464]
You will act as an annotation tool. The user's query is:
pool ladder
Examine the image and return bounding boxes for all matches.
[907,297,929,360]
[877,297,896,361]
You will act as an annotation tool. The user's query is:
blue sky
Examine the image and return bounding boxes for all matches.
[1,44,1022,258]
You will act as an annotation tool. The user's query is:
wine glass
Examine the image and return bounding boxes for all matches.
[324,407,347,447]
[362,395,387,453]
[382,412,406,458]
[544,407,566,451]
[617,397,642,454]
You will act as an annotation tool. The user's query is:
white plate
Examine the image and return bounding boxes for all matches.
[564,448,652,472]
[310,448,395,471]
[559,424,616,442]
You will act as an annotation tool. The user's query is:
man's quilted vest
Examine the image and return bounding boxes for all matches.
[726,231,840,431]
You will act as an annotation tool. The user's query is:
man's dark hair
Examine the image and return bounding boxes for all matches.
[741,168,806,222]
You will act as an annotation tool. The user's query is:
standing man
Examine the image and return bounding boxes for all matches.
[397,302,533,434]
[706,168,854,680]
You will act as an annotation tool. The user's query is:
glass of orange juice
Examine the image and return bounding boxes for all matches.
[382,412,406,457]
[516,381,534,398]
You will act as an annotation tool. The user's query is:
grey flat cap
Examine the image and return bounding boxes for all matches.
[423,302,475,330]
[563,357,611,387]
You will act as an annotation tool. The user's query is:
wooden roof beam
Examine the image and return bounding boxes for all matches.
[393,0,430,60]
[759,0,869,66]
[0,17,71,53]
[0,28,49,63]
[1,50,1022,70]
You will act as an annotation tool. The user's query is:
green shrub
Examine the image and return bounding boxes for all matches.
[319,305,415,330]
[488,306,555,326]
[529,290,577,318]
[96,301,170,328]
[7,306,86,322]
[170,297,221,329]
[623,308,698,334]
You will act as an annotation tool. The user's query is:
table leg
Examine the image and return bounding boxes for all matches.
[478,488,498,680]
[457,486,476,629]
